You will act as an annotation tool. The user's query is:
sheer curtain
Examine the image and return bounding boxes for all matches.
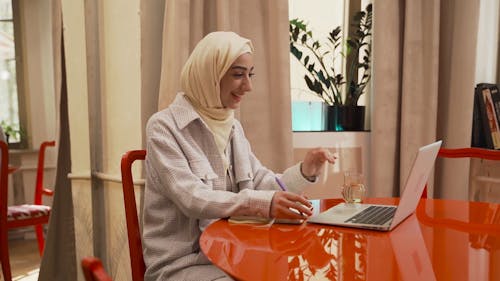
[371,0,480,198]
[158,0,293,171]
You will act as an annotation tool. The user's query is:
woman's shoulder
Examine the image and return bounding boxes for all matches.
[146,94,201,135]
[147,107,174,127]
[146,109,175,138]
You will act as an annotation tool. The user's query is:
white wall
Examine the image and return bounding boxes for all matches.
[61,0,162,279]
[475,0,499,84]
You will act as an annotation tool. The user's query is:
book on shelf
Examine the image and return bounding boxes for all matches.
[472,85,486,148]
[482,86,500,149]
[474,83,500,149]
[491,85,500,128]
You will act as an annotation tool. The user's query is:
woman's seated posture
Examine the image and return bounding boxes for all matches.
[144,31,335,281]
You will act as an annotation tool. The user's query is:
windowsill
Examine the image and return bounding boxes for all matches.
[293,130,371,133]
[8,148,39,155]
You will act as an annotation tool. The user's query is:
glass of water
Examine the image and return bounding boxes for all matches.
[342,171,366,204]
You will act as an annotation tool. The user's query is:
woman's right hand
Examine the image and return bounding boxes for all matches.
[270,191,313,219]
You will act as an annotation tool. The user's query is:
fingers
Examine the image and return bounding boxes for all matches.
[293,201,313,216]
[314,148,336,164]
[289,193,312,209]
[271,192,313,219]
[302,148,337,178]
[325,150,337,164]
[275,205,307,219]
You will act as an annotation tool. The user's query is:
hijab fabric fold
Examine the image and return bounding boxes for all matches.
[180,31,253,167]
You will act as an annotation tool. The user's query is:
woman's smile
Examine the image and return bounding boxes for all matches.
[219,53,254,109]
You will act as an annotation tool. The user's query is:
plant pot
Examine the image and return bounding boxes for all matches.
[326,105,365,131]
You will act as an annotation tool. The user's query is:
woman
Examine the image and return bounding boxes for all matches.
[144,31,335,281]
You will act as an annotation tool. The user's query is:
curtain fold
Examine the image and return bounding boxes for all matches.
[435,0,480,199]
[370,0,404,197]
[158,0,293,172]
[399,0,440,190]
[38,0,76,280]
[371,0,480,199]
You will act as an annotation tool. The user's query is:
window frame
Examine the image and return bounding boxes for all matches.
[4,0,28,149]
[289,0,371,132]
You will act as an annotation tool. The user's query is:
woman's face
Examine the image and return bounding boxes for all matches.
[220,53,254,109]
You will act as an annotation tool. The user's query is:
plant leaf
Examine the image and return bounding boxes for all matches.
[308,62,315,72]
[301,34,307,44]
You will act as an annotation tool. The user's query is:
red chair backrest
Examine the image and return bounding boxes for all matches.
[0,141,9,236]
[120,150,146,281]
[81,256,113,281]
[438,147,500,160]
[422,147,500,198]
[34,141,56,205]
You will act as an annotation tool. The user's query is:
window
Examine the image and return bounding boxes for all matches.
[289,0,371,131]
[0,0,24,147]
[289,0,345,131]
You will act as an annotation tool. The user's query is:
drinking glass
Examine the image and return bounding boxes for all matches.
[342,171,366,203]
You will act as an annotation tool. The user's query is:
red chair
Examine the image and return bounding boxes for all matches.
[0,140,55,281]
[422,147,500,198]
[81,256,113,281]
[33,141,56,253]
[120,150,146,281]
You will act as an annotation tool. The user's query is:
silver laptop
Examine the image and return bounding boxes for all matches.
[307,140,442,231]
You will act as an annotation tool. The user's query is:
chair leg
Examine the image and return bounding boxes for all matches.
[35,224,45,256]
[0,229,12,281]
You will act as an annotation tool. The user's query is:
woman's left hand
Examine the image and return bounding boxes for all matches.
[301,148,336,178]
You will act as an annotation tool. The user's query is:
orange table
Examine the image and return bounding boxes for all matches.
[200,198,500,281]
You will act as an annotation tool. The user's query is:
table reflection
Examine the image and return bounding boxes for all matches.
[200,199,500,281]
[285,226,367,281]
[201,220,373,280]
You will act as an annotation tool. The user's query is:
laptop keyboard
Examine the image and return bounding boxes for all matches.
[345,206,396,226]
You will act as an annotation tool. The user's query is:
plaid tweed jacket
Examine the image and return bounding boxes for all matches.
[143,93,310,281]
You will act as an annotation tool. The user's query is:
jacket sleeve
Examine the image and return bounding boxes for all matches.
[231,120,313,194]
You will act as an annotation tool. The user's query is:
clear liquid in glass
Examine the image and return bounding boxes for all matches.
[342,172,366,204]
[342,183,366,203]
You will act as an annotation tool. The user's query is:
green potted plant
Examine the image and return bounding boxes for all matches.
[289,3,372,131]
[0,120,22,144]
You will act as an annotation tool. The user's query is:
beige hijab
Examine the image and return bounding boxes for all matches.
[181,31,253,166]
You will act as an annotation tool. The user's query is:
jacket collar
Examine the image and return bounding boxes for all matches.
[170,93,203,130]
[170,92,237,134]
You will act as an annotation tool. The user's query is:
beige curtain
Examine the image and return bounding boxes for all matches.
[38,0,77,280]
[371,0,480,199]
[158,0,293,172]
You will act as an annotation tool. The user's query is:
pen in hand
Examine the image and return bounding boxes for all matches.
[274,176,313,217]
[275,176,288,191]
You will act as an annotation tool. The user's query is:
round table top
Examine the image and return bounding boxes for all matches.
[200,198,500,281]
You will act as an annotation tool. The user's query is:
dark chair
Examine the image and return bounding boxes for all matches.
[120,150,146,281]
[81,256,113,281]
[0,140,55,281]
[422,147,500,198]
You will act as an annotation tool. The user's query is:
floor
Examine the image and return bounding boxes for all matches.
[1,238,40,281]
